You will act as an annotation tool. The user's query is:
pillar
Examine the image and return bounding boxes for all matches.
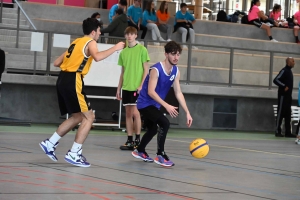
[194,0,203,19]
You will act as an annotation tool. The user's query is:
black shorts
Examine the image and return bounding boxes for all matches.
[56,71,91,115]
[122,90,138,106]
[249,19,263,28]
[138,105,164,123]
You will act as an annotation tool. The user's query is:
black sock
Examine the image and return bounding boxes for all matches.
[269,36,273,40]
[296,36,299,42]
[127,136,133,142]
[135,134,140,141]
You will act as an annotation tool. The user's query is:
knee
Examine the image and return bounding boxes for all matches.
[294,26,299,30]
[133,110,141,120]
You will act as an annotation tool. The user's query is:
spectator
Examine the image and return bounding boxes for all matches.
[273,57,295,138]
[174,3,198,49]
[248,0,277,42]
[101,8,128,43]
[109,0,127,23]
[91,12,103,29]
[156,1,173,41]
[270,4,288,27]
[143,0,165,45]
[293,10,300,43]
[91,12,104,43]
[128,0,148,42]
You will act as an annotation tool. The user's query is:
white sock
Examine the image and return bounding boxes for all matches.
[71,142,82,153]
[49,132,61,145]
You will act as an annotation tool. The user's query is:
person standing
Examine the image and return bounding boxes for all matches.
[39,18,124,167]
[273,57,295,137]
[127,0,148,42]
[132,41,193,167]
[116,26,150,150]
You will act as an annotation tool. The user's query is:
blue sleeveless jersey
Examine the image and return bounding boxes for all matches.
[137,62,178,109]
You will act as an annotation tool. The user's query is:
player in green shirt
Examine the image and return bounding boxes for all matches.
[117,26,150,150]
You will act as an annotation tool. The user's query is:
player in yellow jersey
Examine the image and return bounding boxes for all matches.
[39,18,124,167]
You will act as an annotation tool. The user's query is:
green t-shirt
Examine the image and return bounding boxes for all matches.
[118,44,150,91]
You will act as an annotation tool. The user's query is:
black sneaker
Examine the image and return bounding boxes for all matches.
[134,139,140,149]
[120,141,134,150]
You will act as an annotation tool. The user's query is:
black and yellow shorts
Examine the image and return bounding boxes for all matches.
[56,71,91,115]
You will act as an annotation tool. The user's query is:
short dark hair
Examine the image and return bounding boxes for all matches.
[91,12,100,19]
[164,41,182,54]
[82,18,100,35]
[180,3,187,8]
[119,0,127,6]
[116,8,124,15]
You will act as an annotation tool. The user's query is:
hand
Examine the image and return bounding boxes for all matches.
[165,104,178,118]
[186,113,193,128]
[137,86,142,94]
[295,20,298,24]
[116,89,122,100]
[284,86,289,92]
[115,42,125,51]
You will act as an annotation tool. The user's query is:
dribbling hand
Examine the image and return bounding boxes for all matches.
[186,113,193,128]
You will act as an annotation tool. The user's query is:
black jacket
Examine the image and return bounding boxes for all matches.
[273,65,293,96]
[101,14,128,37]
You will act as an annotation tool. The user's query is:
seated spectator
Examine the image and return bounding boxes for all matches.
[156,1,173,41]
[174,3,198,49]
[270,4,288,27]
[91,12,103,29]
[101,9,128,44]
[91,12,104,43]
[109,0,127,23]
[248,0,277,42]
[142,0,165,45]
[128,0,148,42]
[293,10,300,43]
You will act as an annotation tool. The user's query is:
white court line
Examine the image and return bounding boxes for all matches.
[168,139,300,158]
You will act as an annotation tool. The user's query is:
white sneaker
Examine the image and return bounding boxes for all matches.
[39,139,59,162]
[158,37,165,41]
[271,39,278,42]
[167,39,172,42]
[295,138,300,145]
[192,46,199,50]
[182,45,188,49]
[64,149,91,167]
[153,42,160,46]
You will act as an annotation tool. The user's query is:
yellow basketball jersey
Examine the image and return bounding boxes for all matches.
[60,36,94,76]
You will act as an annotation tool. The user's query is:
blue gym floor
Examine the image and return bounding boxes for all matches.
[0,124,299,200]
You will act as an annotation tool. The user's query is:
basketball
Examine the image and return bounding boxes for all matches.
[189,138,209,158]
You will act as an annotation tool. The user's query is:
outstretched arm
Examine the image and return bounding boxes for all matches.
[173,71,193,127]
[88,40,124,62]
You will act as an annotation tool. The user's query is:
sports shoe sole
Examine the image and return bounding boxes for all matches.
[64,157,91,168]
[131,152,153,162]
[120,145,134,150]
[154,160,175,167]
[39,143,57,162]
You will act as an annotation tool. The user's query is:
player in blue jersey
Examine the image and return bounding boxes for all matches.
[131,41,193,167]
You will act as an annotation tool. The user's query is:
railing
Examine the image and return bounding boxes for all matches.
[0,23,299,90]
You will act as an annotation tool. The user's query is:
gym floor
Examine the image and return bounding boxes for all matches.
[0,124,299,200]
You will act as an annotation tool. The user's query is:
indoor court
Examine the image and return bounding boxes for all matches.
[0,124,299,200]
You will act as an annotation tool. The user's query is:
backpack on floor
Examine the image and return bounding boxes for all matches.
[241,15,249,24]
